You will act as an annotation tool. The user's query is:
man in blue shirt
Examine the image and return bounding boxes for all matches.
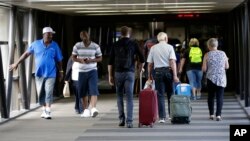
[9,27,64,119]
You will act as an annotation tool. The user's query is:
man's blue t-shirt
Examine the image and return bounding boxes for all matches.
[27,39,63,78]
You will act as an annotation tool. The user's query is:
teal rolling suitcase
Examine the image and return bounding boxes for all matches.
[170,95,192,124]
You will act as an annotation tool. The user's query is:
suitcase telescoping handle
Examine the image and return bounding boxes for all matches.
[173,82,182,95]
[140,70,143,91]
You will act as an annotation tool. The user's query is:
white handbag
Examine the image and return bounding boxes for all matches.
[63,81,70,98]
[143,80,155,90]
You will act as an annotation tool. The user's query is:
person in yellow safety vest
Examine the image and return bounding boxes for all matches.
[178,38,203,100]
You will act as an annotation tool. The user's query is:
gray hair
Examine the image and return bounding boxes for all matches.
[157,32,168,42]
[207,38,218,48]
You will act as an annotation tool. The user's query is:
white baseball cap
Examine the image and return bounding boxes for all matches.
[42,27,56,34]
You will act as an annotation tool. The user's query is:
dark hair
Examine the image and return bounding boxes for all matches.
[80,30,88,34]
[120,26,130,36]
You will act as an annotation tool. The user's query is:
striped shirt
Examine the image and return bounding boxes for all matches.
[72,41,102,72]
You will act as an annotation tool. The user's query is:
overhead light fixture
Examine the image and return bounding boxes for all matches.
[166,8,212,12]
[75,9,170,13]
[61,6,213,10]
[48,4,103,7]
[28,0,107,2]
[75,10,119,13]
[164,5,215,9]
[0,2,11,7]
[106,2,217,6]
[74,8,215,14]
[62,7,112,10]
[48,2,217,7]
[84,12,168,16]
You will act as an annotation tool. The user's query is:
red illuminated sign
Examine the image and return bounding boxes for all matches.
[177,14,200,18]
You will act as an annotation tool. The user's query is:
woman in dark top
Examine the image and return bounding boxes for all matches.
[178,38,203,100]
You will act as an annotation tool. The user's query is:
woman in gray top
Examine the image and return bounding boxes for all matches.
[202,38,229,121]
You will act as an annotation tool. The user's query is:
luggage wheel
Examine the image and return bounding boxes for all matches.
[138,123,142,128]
[150,123,154,128]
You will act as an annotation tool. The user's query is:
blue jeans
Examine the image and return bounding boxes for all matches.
[115,72,135,124]
[186,69,203,89]
[154,67,173,119]
[35,77,56,105]
[207,79,224,116]
[72,80,83,113]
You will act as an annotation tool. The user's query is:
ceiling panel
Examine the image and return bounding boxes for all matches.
[0,0,245,16]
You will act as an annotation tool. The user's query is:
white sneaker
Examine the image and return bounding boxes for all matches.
[44,111,52,119]
[41,111,46,118]
[91,108,99,117]
[158,118,166,123]
[80,109,91,118]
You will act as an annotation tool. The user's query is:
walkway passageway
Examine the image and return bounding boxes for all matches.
[0,93,249,141]
[1,1,250,141]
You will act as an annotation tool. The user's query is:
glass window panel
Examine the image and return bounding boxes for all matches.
[0,7,10,42]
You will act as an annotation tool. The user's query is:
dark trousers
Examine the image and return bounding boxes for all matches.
[72,80,83,113]
[207,79,224,117]
[154,67,173,118]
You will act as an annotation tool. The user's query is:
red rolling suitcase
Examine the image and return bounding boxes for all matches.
[138,87,158,128]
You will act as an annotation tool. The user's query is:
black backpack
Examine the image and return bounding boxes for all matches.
[114,39,133,70]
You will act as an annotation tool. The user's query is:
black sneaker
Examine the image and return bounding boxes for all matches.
[119,119,125,126]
